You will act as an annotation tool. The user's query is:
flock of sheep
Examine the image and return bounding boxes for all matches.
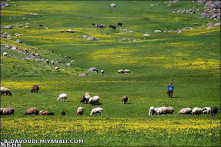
[0,86,218,116]
[149,106,218,116]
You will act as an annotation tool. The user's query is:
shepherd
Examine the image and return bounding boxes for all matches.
[167,82,174,98]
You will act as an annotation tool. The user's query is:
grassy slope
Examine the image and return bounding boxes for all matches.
[1,1,220,146]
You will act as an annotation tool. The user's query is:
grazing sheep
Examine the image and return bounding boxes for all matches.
[124,69,130,73]
[39,110,48,115]
[80,96,89,104]
[109,3,116,7]
[149,106,168,115]
[92,23,95,26]
[55,66,59,70]
[39,24,43,27]
[166,107,174,114]
[80,92,91,104]
[202,107,211,115]
[88,67,98,73]
[89,96,100,105]
[1,87,12,96]
[57,93,67,102]
[3,52,7,57]
[149,106,155,115]
[101,70,104,74]
[66,29,74,33]
[31,85,39,93]
[0,107,14,115]
[211,107,218,115]
[109,24,116,29]
[51,60,55,65]
[178,108,192,115]
[39,110,54,115]
[191,107,203,115]
[61,111,65,116]
[96,24,105,29]
[24,108,39,115]
[118,69,125,73]
[90,107,103,115]
[45,59,49,64]
[77,107,84,116]
[122,96,128,104]
[24,26,29,28]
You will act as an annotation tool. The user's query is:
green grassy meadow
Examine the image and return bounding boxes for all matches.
[1,1,220,146]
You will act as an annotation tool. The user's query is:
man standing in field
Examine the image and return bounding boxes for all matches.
[167,82,174,98]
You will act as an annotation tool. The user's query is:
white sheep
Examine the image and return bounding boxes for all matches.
[51,60,54,65]
[118,69,124,73]
[149,106,169,115]
[90,107,103,115]
[124,69,130,73]
[202,107,211,115]
[178,108,192,115]
[89,96,100,105]
[1,87,12,96]
[57,93,67,102]
[149,106,155,115]
[191,107,203,115]
[3,52,7,57]
[76,107,84,116]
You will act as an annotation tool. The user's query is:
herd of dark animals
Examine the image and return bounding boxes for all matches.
[0,85,218,116]
[92,22,122,29]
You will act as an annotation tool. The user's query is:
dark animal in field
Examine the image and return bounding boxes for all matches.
[80,96,89,104]
[101,70,104,74]
[1,87,12,96]
[77,107,84,116]
[61,111,65,116]
[92,23,95,26]
[31,85,39,93]
[0,107,14,115]
[118,23,123,27]
[109,24,116,29]
[122,96,128,104]
[47,112,54,115]
[39,24,43,27]
[24,108,39,115]
[211,107,218,115]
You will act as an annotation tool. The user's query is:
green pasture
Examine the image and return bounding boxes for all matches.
[1,1,220,146]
